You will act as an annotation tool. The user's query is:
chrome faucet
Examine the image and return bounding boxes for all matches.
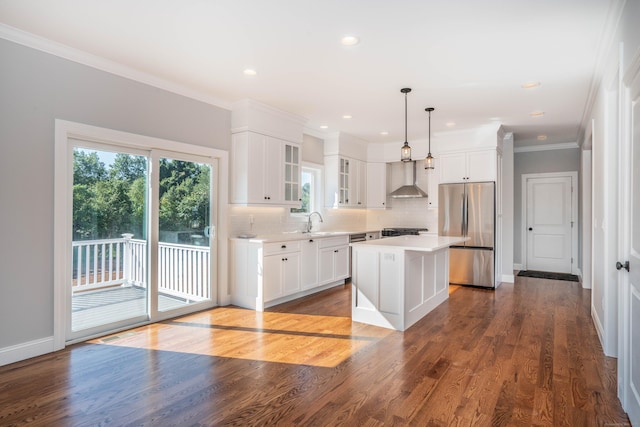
[306,211,324,232]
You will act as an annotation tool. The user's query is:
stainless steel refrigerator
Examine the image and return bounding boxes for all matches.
[438,181,495,288]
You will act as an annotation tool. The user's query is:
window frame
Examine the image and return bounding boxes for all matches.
[290,162,323,217]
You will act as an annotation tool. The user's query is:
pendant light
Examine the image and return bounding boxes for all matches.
[400,88,412,162]
[424,107,435,170]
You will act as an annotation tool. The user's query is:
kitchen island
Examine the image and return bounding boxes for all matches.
[350,235,468,331]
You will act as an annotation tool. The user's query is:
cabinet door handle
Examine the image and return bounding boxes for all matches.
[309,239,314,242]
[334,250,338,253]
[281,244,286,249]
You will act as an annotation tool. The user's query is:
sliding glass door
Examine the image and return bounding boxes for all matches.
[155,154,214,313]
[69,142,216,341]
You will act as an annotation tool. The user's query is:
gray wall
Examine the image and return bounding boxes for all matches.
[513,148,581,266]
[0,38,231,349]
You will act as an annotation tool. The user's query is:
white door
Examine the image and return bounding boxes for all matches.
[620,62,640,425]
[525,175,574,273]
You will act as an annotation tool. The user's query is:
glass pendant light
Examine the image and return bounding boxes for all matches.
[400,88,412,162]
[424,107,435,170]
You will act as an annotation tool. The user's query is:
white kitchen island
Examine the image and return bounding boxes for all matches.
[350,235,468,331]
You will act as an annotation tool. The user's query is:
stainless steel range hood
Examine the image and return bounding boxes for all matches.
[389,161,428,198]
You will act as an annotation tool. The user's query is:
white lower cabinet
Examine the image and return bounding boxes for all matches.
[231,235,349,311]
[300,238,319,289]
[318,236,349,285]
[263,251,300,301]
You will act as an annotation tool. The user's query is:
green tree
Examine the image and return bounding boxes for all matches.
[128,176,146,238]
[73,150,107,186]
[94,179,133,238]
[111,154,146,183]
[73,183,98,239]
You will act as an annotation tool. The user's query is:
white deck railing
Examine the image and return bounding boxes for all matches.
[72,236,210,302]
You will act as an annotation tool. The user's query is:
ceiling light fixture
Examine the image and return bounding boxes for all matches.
[400,88,412,162]
[530,111,545,117]
[425,108,435,170]
[521,81,541,89]
[445,121,456,127]
[342,115,352,119]
[243,68,257,76]
[537,135,547,140]
[341,35,360,46]
[380,131,389,135]
[320,125,328,129]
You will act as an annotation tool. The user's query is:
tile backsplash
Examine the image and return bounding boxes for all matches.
[228,200,437,237]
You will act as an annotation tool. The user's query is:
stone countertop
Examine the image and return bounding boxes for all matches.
[350,235,469,252]
[230,229,382,243]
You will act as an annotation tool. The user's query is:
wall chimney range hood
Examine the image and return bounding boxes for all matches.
[389,161,428,198]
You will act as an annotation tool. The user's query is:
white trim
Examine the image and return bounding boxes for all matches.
[514,142,579,153]
[0,337,54,367]
[303,126,330,140]
[578,0,626,145]
[501,274,515,283]
[521,171,579,275]
[513,263,524,271]
[54,120,229,351]
[0,23,231,110]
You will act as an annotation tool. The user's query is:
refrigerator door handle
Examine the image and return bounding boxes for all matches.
[460,192,465,236]
[463,192,468,236]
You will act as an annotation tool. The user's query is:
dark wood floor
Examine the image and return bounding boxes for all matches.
[0,277,631,426]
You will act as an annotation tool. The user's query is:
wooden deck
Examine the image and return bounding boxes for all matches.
[72,287,191,331]
[0,276,631,426]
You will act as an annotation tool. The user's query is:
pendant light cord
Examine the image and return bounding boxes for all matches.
[428,109,431,153]
[404,91,408,143]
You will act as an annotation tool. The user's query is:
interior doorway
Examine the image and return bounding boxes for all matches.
[521,172,578,275]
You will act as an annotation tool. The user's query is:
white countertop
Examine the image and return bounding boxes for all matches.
[230,229,381,243]
[350,235,469,252]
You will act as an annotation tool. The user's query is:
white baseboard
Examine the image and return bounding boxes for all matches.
[513,263,523,271]
[501,274,515,283]
[0,336,55,367]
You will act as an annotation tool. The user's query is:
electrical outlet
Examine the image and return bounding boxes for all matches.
[249,215,254,224]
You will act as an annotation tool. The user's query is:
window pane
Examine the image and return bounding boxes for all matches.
[71,148,149,332]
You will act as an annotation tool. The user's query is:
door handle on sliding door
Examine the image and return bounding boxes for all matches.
[616,261,630,272]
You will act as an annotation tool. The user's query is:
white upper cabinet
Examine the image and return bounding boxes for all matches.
[366,162,388,209]
[438,149,497,183]
[323,132,369,208]
[325,155,366,208]
[231,99,306,207]
[231,132,302,206]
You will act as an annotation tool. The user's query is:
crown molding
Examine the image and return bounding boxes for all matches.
[0,23,232,111]
[514,142,579,153]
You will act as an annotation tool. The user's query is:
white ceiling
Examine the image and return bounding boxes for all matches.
[0,0,617,148]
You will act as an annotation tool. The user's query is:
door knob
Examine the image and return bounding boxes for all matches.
[616,261,630,272]
[528,227,533,231]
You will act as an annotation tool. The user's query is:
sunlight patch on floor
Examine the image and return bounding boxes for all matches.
[90,307,393,368]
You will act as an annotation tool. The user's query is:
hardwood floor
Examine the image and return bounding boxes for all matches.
[0,277,630,426]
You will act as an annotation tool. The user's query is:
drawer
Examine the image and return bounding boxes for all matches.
[318,235,349,248]
[263,240,301,256]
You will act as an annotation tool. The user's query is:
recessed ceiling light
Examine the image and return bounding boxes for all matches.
[489,117,501,121]
[243,68,257,76]
[380,131,389,135]
[343,115,352,119]
[521,81,541,89]
[341,35,360,46]
[530,111,545,118]
[445,121,456,127]
[320,125,328,129]
[537,135,547,140]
